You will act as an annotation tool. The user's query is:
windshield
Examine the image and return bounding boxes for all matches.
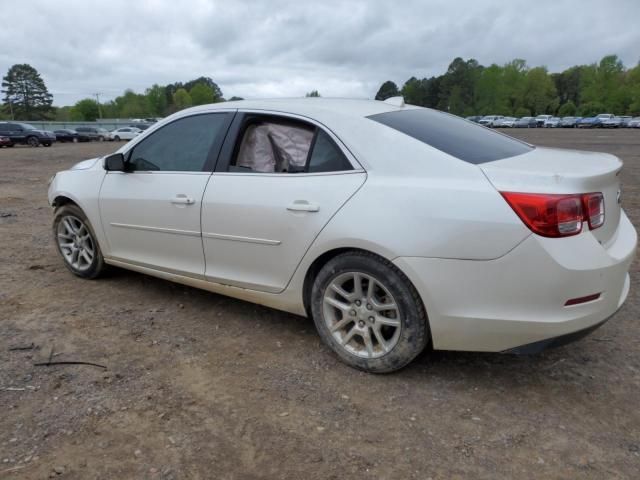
[368,108,532,165]
[19,123,36,130]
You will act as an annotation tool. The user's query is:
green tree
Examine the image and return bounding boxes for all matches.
[558,101,577,116]
[173,88,192,110]
[502,59,528,114]
[1,64,54,120]
[113,90,148,118]
[55,106,72,121]
[70,98,100,121]
[184,77,223,101]
[228,96,244,101]
[522,67,558,115]
[627,63,640,114]
[189,83,215,105]
[579,101,605,117]
[437,58,483,114]
[401,77,432,107]
[146,84,167,116]
[375,81,399,100]
[581,55,626,112]
[305,90,321,97]
[474,64,509,114]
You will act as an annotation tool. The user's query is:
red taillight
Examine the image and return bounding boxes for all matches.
[501,191,605,238]
[583,192,605,230]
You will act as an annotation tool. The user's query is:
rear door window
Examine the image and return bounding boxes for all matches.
[229,115,354,174]
[368,109,532,164]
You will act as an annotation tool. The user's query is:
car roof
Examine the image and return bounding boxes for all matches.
[184,98,412,121]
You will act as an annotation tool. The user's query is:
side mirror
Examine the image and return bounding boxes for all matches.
[104,153,126,172]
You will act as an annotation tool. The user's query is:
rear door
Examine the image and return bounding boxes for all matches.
[99,112,234,277]
[201,112,366,293]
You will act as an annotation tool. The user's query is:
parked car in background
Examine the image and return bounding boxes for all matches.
[47,98,636,372]
[465,116,483,123]
[560,117,580,128]
[580,113,615,128]
[496,117,517,128]
[601,117,624,128]
[109,127,141,141]
[577,117,600,128]
[544,117,561,128]
[54,129,81,143]
[628,117,640,128]
[0,122,56,147]
[75,127,108,141]
[620,116,633,127]
[514,117,537,128]
[0,135,12,147]
[479,115,503,127]
[535,115,552,127]
[129,122,153,131]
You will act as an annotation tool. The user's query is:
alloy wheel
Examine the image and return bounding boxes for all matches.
[322,271,402,359]
[56,215,95,271]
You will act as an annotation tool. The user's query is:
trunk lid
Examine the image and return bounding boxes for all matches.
[481,147,623,245]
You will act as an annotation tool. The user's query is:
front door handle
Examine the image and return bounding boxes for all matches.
[171,195,195,205]
[287,200,320,212]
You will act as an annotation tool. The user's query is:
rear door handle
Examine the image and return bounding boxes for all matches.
[287,200,320,212]
[171,195,195,205]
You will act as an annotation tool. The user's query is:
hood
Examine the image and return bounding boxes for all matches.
[70,157,99,170]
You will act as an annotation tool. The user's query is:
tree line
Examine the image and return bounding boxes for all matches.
[2,55,640,122]
[0,64,244,121]
[375,55,640,117]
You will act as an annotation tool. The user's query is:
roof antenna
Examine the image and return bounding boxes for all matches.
[383,96,405,107]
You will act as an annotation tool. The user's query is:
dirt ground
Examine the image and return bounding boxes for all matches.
[1,129,639,480]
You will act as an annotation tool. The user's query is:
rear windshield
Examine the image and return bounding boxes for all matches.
[368,109,532,164]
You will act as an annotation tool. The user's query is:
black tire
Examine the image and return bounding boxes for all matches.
[27,136,39,147]
[311,251,429,373]
[114,136,121,141]
[44,142,52,147]
[98,136,105,142]
[72,137,79,143]
[53,204,106,279]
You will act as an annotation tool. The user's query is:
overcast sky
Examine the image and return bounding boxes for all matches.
[1,0,638,105]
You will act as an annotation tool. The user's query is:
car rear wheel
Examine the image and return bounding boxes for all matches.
[27,136,39,147]
[53,204,106,279]
[311,251,429,373]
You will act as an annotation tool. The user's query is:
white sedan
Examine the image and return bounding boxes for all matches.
[109,127,141,141]
[47,98,637,372]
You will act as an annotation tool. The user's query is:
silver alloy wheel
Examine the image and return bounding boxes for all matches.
[322,271,402,359]
[57,215,95,271]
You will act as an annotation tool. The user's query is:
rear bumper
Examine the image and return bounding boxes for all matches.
[503,314,611,354]
[395,211,636,352]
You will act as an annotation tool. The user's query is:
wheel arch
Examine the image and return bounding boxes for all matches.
[52,195,79,208]
[301,247,427,325]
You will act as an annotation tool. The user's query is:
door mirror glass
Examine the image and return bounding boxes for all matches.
[104,153,125,171]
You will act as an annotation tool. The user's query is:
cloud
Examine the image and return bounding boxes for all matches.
[0,0,638,105]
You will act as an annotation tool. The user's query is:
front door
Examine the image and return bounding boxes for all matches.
[99,112,234,277]
[201,113,365,292]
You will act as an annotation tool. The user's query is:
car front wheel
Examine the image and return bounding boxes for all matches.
[311,251,429,373]
[114,136,121,141]
[53,204,106,279]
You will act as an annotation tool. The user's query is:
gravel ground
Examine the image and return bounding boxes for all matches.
[1,129,639,479]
